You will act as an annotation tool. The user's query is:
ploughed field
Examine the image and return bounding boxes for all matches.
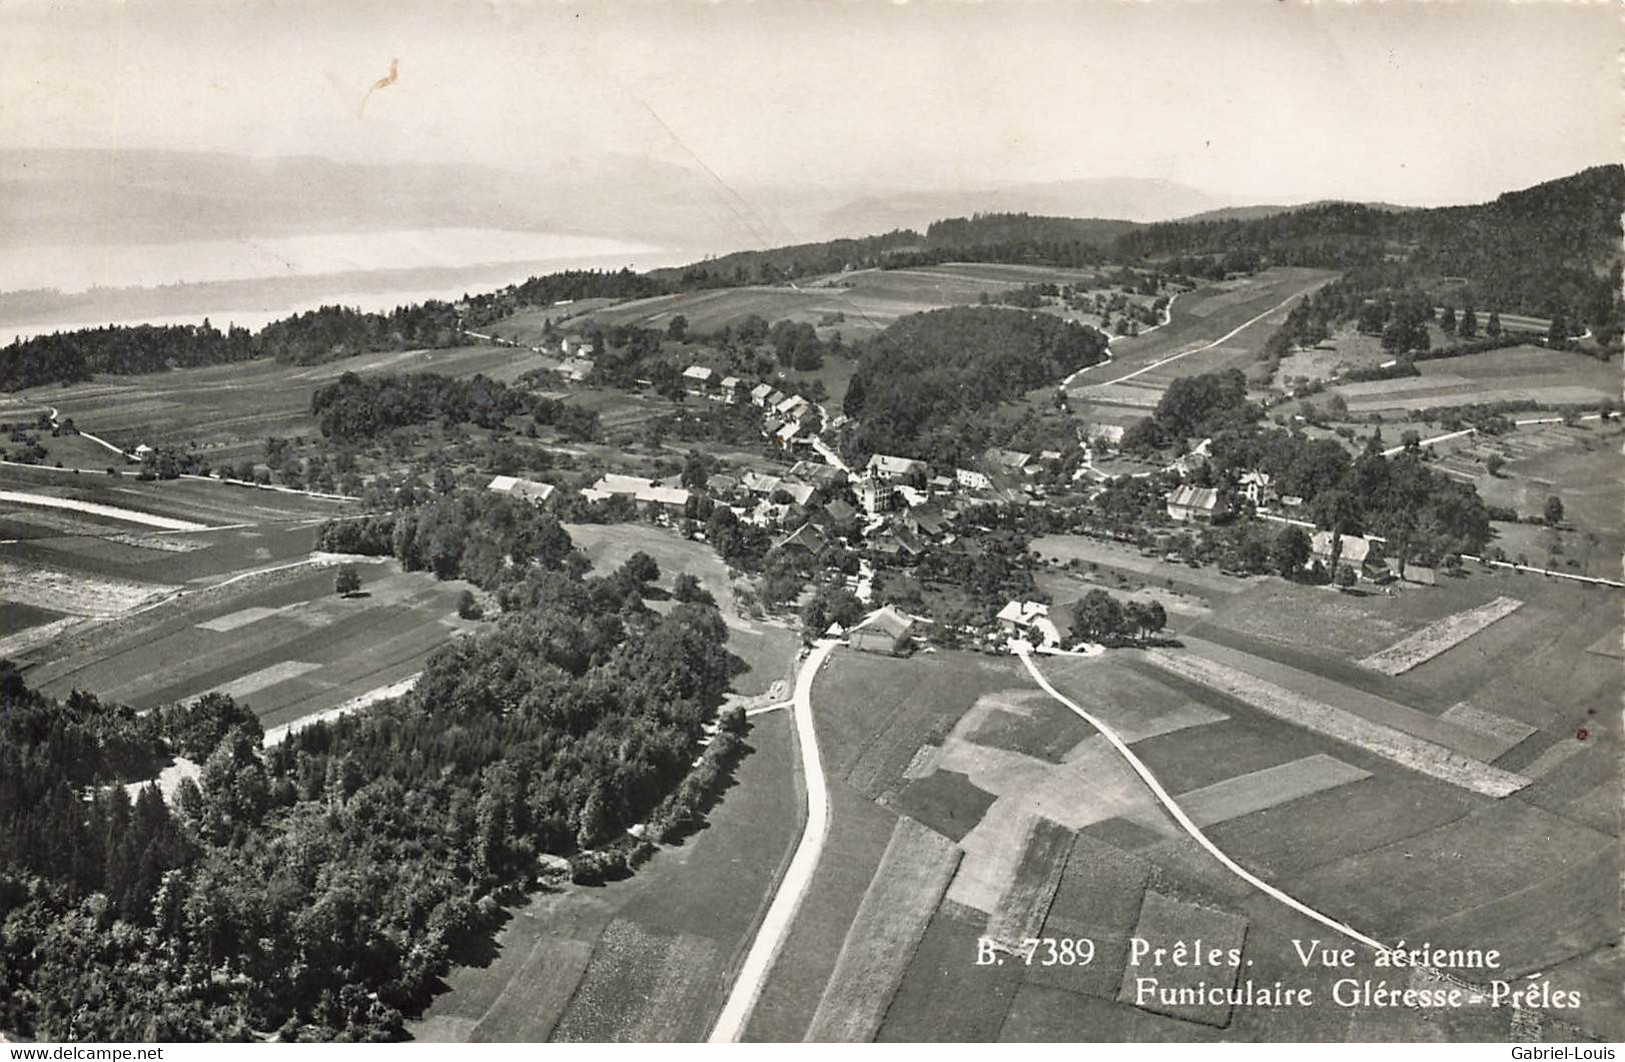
[747,562,1619,1042]
[0,462,490,735]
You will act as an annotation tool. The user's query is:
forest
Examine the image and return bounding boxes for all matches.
[841,305,1109,467]
[0,503,742,1041]
[1115,165,1625,339]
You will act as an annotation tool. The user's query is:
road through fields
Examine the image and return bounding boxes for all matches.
[708,637,838,1043]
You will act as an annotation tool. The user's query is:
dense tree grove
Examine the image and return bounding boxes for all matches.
[1209,429,1493,564]
[0,519,740,1040]
[309,371,598,443]
[843,306,1109,467]
[1122,369,1257,451]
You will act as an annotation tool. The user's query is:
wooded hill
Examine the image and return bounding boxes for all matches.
[1115,165,1625,332]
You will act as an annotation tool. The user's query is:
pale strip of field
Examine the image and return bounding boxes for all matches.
[211,660,322,699]
[1182,636,1507,761]
[0,560,176,616]
[262,674,419,746]
[1079,382,1162,408]
[803,817,962,1043]
[1115,700,1229,745]
[1142,650,1530,797]
[0,489,209,531]
[984,817,1073,952]
[1346,385,1609,413]
[1520,737,1591,781]
[1358,596,1523,676]
[1176,754,1370,827]
[1335,374,1473,398]
[0,615,85,658]
[1440,703,1537,759]
[196,605,285,632]
[107,531,210,553]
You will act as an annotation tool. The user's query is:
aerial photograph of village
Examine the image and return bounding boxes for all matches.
[0,0,1619,1047]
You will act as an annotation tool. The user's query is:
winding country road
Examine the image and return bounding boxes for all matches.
[1014,648,1389,951]
[708,637,839,1043]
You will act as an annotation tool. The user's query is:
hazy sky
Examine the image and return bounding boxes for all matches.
[3,0,1619,206]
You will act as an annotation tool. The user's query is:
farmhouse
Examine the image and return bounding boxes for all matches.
[1239,470,1275,507]
[849,606,916,656]
[750,382,775,407]
[983,447,1034,475]
[1166,485,1221,523]
[788,460,846,488]
[956,468,993,492]
[774,393,812,420]
[1311,531,1377,571]
[997,600,1061,646]
[777,480,818,506]
[866,453,929,486]
[555,357,594,382]
[1087,423,1126,446]
[774,421,804,448]
[740,471,783,496]
[583,474,690,515]
[131,443,155,461]
[486,475,556,505]
[773,521,826,559]
[682,365,715,396]
[718,376,744,403]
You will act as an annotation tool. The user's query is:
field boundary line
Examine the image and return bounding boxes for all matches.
[708,637,839,1043]
[1015,649,1389,951]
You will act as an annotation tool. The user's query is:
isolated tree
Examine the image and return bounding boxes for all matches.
[1485,454,1505,477]
[1546,309,1570,349]
[1438,306,1457,334]
[456,589,483,620]
[666,314,689,342]
[672,572,714,605]
[334,564,362,597]
[621,551,660,584]
[1485,310,1502,339]
[1457,304,1478,338]
[1334,564,1358,590]
[1272,526,1312,579]
[1544,495,1565,527]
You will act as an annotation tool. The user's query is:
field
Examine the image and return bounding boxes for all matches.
[575,262,1114,343]
[803,818,961,1042]
[412,708,803,1042]
[775,550,1620,1040]
[1320,346,1617,418]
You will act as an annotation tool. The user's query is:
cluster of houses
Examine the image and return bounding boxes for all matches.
[681,365,825,450]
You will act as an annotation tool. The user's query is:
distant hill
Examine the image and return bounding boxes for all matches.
[0,148,761,254]
[1173,200,1412,224]
[820,176,1230,235]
